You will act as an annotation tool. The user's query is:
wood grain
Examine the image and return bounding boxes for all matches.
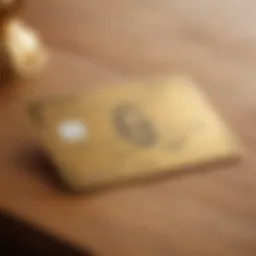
[1,0,256,255]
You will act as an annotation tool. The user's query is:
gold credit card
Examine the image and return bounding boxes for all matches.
[28,77,243,191]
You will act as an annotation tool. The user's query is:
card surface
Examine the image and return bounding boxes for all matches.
[28,77,242,191]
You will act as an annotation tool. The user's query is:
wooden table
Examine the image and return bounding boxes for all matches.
[1,0,256,255]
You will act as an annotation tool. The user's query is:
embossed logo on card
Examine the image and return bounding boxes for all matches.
[112,103,158,147]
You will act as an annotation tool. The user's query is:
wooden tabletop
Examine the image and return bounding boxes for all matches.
[1,0,256,255]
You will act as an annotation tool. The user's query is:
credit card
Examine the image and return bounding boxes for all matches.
[28,77,243,191]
